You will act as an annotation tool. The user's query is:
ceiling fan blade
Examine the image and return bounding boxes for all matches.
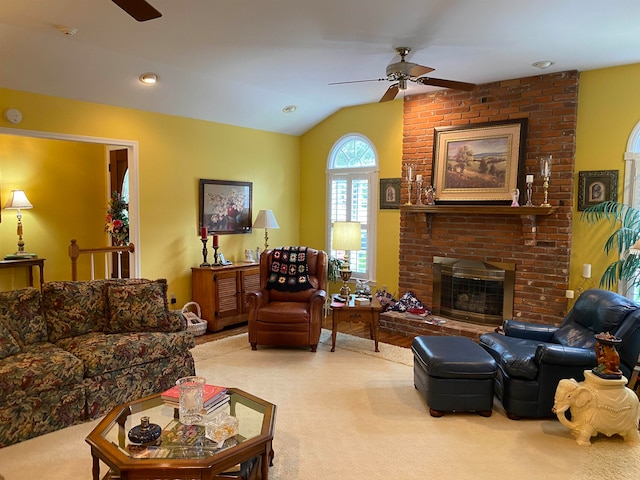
[380,84,400,103]
[409,64,435,77]
[111,0,162,22]
[329,79,385,85]
[416,77,476,91]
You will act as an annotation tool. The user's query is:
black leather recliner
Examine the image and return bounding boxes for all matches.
[479,289,640,419]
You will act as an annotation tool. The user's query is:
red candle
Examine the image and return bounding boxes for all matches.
[201,227,207,239]
[213,234,219,247]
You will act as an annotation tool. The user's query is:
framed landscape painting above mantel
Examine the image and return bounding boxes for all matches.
[199,179,252,234]
[432,119,527,204]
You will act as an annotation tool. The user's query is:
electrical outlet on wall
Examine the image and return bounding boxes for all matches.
[170,293,177,305]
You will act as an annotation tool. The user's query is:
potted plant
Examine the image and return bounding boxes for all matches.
[581,200,640,290]
[327,256,344,284]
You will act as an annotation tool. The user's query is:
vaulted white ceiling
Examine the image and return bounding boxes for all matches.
[1,0,639,135]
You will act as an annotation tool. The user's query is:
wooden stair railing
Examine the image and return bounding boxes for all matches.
[68,239,135,281]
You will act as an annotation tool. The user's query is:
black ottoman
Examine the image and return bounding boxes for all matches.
[411,335,497,417]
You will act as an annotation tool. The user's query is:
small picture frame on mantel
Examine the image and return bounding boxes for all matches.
[577,170,618,211]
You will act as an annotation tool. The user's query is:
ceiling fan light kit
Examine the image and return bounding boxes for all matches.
[331,47,476,103]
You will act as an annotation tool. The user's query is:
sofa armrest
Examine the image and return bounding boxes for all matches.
[504,319,559,342]
[535,343,597,367]
[170,310,187,330]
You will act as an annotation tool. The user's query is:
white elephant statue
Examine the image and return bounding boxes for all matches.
[553,372,640,446]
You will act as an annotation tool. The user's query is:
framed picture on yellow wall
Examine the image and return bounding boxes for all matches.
[199,179,253,234]
[380,178,401,209]
[577,170,618,211]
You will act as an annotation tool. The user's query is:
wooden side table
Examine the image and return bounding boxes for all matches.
[0,257,45,290]
[331,295,382,352]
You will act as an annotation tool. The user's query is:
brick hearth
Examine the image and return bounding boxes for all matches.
[379,311,495,341]
[396,71,578,332]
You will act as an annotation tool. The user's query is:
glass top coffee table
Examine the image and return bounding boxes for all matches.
[85,387,276,480]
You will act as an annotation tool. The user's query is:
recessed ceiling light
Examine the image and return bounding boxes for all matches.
[139,73,159,85]
[532,60,554,69]
[282,105,297,113]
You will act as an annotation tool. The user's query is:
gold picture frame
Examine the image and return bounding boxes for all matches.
[432,119,527,203]
[577,170,618,211]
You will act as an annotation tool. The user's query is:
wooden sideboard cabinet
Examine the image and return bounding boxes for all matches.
[191,263,260,332]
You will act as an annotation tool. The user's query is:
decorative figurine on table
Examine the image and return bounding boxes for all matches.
[511,188,520,207]
[425,185,435,205]
[593,332,623,379]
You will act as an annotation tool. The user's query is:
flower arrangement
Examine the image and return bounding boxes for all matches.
[105,191,129,245]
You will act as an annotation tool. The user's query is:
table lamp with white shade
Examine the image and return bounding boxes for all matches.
[332,221,361,297]
[253,209,279,251]
[3,189,36,258]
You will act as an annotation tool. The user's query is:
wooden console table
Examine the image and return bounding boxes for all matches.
[0,257,45,289]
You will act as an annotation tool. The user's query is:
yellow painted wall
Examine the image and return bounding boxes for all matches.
[572,63,640,295]
[1,88,300,305]
[300,100,402,296]
[0,135,106,289]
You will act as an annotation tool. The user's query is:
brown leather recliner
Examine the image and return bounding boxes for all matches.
[247,247,327,352]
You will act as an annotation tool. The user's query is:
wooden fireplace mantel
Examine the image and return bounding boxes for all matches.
[401,204,558,244]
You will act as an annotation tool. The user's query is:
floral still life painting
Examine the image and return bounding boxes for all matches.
[105,191,129,245]
[199,179,252,234]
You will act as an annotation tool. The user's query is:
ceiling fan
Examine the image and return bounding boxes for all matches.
[331,47,476,102]
[111,0,162,22]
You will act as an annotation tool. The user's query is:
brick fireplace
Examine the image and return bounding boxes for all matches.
[382,71,578,338]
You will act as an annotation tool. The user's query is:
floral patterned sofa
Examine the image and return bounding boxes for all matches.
[0,278,196,447]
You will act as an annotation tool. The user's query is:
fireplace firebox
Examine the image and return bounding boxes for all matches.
[432,257,515,326]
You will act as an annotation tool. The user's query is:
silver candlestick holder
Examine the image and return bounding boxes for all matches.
[525,175,534,206]
[416,179,423,205]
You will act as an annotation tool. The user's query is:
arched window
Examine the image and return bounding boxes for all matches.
[621,121,640,300]
[326,134,378,281]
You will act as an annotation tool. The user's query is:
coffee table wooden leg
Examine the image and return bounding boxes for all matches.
[92,452,100,480]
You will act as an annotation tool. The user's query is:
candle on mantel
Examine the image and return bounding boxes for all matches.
[407,165,413,181]
[213,234,219,247]
[416,174,423,182]
[582,263,592,279]
[526,174,534,184]
[201,227,207,239]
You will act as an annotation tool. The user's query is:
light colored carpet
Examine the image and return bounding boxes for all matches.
[1,330,639,480]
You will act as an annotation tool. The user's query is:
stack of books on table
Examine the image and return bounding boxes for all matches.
[161,384,230,413]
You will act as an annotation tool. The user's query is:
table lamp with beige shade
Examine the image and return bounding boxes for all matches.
[253,209,279,251]
[332,221,362,297]
[3,189,37,259]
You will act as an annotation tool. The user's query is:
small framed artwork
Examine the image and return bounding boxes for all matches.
[577,170,618,211]
[199,179,252,234]
[380,178,401,209]
[432,119,527,203]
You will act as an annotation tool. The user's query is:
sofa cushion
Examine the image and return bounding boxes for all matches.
[479,333,540,380]
[0,321,21,359]
[550,323,598,349]
[42,281,107,342]
[0,288,47,348]
[106,280,180,333]
[0,342,85,396]
[56,331,195,377]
